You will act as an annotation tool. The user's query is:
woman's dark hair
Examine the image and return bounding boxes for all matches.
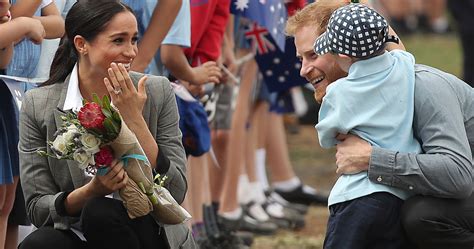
[42,0,133,86]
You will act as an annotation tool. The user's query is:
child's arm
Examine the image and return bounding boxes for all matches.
[0,44,13,69]
[132,0,181,72]
[10,0,64,39]
[36,1,64,39]
[0,17,45,68]
[161,44,222,85]
[0,12,13,68]
[316,96,347,149]
[0,16,44,48]
[386,27,406,51]
[9,0,42,16]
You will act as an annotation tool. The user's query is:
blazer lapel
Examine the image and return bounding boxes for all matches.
[67,160,87,188]
[53,76,86,188]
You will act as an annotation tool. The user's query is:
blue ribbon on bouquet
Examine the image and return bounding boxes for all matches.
[120,154,149,167]
[96,154,149,176]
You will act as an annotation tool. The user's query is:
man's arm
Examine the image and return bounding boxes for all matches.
[337,66,473,199]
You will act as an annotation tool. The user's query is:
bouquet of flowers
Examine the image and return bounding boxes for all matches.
[40,94,190,224]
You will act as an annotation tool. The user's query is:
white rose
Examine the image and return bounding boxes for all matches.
[52,135,68,158]
[63,124,79,142]
[80,133,101,154]
[73,150,94,169]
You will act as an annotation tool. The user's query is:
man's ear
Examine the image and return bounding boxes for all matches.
[73,35,88,55]
[337,54,350,59]
[337,53,356,62]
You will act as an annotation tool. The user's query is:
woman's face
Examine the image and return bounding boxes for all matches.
[80,11,138,78]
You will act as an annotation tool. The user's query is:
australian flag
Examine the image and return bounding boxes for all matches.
[231,0,287,51]
[244,22,306,92]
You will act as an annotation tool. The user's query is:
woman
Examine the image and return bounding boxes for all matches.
[18,1,194,249]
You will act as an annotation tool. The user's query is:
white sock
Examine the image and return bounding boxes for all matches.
[302,184,317,194]
[238,174,251,204]
[431,17,449,33]
[291,87,308,117]
[272,177,301,192]
[220,207,242,220]
[255,149,269,189]
[248,181,267,204]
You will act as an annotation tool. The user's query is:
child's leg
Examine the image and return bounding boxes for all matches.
[0,177,18,248]
[0,184,6,247]
[324,192,405,249]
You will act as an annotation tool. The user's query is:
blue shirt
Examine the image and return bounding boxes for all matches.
[6,0,51,78]
[122,0,191,76]
[316,50,420,206]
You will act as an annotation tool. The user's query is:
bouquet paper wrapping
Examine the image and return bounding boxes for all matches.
[111,118,191,224]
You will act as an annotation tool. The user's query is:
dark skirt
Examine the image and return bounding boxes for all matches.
[0,80,30,225]
[0,80,19,184]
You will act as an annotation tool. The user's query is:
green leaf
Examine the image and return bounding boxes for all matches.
[92,93,101,106]
[102,108,112,119]
[37,150,47,157]
[112,111,121,124]
[102,95,112,111]
[103,118,119,136]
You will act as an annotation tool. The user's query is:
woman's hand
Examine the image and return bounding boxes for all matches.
[88,159,128,197]
[335,134,372,175]
[103,62,148,123]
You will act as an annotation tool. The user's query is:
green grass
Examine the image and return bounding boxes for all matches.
[402,33,462,77]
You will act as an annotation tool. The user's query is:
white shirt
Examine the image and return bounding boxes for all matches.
[62,64,83,112]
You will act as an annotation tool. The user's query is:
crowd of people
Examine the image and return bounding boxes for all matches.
[0,0,473,249]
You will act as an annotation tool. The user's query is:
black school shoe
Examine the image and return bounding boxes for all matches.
[202,204,251,249]
[218,213,278,236]
[262,199,306,230]
[266,191,309,215]
[274,184,328,206]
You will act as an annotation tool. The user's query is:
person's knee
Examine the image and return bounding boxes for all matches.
[19,234,55,249]
[211,129,229,143]
[19,227,78,249]
[401,196,441,238]
[82,197,122,229]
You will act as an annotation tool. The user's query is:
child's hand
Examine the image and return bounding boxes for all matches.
[189,61,222,85]
[20,17,45,44]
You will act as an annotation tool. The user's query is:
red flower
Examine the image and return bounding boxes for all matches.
[78,102,106,130]
[94,146,114,167]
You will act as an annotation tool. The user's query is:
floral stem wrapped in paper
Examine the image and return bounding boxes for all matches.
[40,94,190,224]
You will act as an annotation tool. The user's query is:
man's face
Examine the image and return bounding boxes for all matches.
[294,26,346,103]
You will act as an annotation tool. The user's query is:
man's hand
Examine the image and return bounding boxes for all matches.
[335,134,372,175]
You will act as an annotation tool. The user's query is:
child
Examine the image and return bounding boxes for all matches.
[0,2,44,68]
[313,3,420,249]
[0,1,45,248]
